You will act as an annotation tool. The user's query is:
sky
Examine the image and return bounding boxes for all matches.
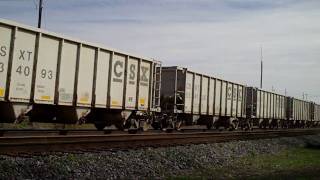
[0,0,319,102]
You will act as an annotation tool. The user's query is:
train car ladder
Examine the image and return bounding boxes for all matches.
[152,61,162,112]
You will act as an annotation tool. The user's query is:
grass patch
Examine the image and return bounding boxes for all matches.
[172,147,320,179]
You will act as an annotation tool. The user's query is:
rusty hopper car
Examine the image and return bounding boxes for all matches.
[0,19,161,130]
[160,66,246,130]
[286,97,313,128]
[246,87,286,129]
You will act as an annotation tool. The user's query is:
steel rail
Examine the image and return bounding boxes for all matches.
[0,129,319,155]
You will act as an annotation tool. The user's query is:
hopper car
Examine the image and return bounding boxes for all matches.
[0,18,161,130]
[158,66,246,130]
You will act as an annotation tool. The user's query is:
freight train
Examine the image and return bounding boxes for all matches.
[0,19,319,131]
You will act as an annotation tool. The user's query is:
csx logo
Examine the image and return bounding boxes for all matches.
[233,88,237,100]
[0,46,7,57]
[140,66,149,87]
[113,60,124,83]
[113,60,149,86]
[227,86,232,100]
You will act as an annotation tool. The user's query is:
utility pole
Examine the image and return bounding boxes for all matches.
[38,0,43,28]
[260,45,263,89]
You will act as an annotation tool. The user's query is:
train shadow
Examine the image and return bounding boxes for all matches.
[305,142,320,150]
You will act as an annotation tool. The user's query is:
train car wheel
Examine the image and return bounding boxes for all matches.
[232,120,239,130]
[206,119,214,130]
[142,121,149,131]
[175,121,182,130]
[151,121,161,130]
[94,122,106,131]
[115,121,125,131]
[206,123,212,130]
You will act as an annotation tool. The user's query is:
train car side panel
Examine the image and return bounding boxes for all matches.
[305,102,308,121]
[260,91,264,118]
[261,91,264,118]
[263,91,268,118]
[275,95,279,119]
[302,102,305,120]
[9,30,36,103]
[184,72,193,113]
[160,68,176,112]
[214,80,221,116]
[232,84,237,117]
[270,93,274,119]
[316,105,320,122]
[268,93,272,118]
[316,105,317,121]
[220,81,227,116]
[265,92,268,118]
[241,86,246,118]
[293,99,296,120]
[279,95,283,119]
[317,105,320,121]
[296,100,299,120]
[279,96,282,119]
[109,54,125,109]
[76,46,95,107]
[317,105,318,121]
[295,99,298,120]
[57,41,77,106]
[266,92,270,118]
[256,90,260,118]
[298,100,301,120]
[0,24,12,101]
[138,61,151,110]
[306,103,309,121]
[237,86,242,117]
[259,91,263,118]
[200,76,208,115]
[301,101,304,120]
[34,35,59,104]
[226,82,232,116]
[125,57,138,109]
[300,101,303,120]
[94,50,110,108]
[208,78,215,115]
[192,74,201,114]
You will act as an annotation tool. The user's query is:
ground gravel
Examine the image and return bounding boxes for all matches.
[0,134,320,179]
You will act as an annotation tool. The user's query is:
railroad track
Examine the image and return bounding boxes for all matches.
[0,128,319,156]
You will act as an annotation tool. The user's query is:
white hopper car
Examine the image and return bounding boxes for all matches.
[246,87,287,129]
[160,66,246,130]
[314,104,320,126]
[0,19,161,130]
[286,97,313,128]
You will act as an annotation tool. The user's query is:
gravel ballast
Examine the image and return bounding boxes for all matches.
[1,134,320,179]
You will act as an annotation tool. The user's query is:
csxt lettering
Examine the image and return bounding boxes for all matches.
[139,66,149,86]
[0,46,7,57]
[18,50,33,61]
[113,60,123,83]
[129,64,136,80]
